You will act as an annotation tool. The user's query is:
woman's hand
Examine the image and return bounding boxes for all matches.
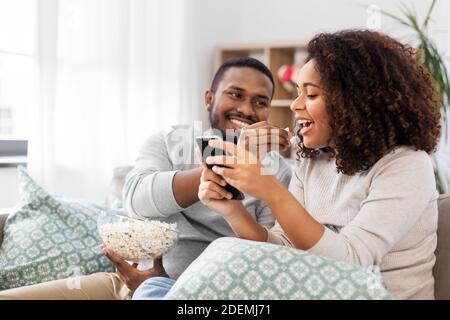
[198,163,246,217]
[238,121,291,161]
[206,139,280,201]
[198,162,269,242]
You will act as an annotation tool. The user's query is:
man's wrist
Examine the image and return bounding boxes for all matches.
[173,167,204,208]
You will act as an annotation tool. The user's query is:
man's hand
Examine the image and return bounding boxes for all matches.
[101,245,169,293]
[197,163,246,217]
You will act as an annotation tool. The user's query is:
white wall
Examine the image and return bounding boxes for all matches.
[189,0,450,114]
[1,0,448,208]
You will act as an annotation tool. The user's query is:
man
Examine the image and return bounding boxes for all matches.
[0,57,292,300]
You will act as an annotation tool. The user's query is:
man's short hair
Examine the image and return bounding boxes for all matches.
[210,57,275,98]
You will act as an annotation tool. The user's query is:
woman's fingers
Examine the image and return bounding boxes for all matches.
[243,122,289,140]
[241,130,290,152]
[207,135,285,163]
[205,155,238,167]
[208,139,259,164]
[244,126,289,140]
[208,139,237,156]
[211,165,236,180]
[250,138,290,151]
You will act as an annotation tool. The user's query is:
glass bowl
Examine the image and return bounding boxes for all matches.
[97,211,178,263]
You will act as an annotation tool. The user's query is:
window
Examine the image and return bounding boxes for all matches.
[0,0,37,140]
[0,0,37,165]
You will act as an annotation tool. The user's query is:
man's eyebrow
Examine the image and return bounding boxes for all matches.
[228,85,245,91]
[228,85,270,100]
[255,94,270,100]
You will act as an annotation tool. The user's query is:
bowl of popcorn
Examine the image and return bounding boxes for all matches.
[97,211,178,263]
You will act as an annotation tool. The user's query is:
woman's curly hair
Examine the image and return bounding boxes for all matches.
[297,29,441,175]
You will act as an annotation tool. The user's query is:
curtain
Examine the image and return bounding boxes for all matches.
[29,0,199,203]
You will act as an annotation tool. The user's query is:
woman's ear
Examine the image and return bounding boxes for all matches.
[204,90,213,111]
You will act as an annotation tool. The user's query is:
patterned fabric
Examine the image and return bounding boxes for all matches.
[0,166,115,290]
[166,237,392,300]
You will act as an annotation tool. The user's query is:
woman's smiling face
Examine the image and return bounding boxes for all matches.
[290,59,333,149]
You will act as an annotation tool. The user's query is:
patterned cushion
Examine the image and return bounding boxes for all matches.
[0,166,115,290]
[165,237,392,300]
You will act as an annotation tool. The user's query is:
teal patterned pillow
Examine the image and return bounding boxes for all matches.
[166,237,392,300]
[0,166,115,290]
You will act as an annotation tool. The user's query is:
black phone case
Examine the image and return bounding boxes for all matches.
[196,137,245,200]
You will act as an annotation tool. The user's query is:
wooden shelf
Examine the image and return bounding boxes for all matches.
[271,99,293,107]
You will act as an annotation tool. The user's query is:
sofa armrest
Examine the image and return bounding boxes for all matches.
[435,193,450,300]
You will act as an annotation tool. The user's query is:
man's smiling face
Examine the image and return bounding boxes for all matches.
[205,66,273,138]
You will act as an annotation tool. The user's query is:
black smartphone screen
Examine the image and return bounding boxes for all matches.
[196,136,245,200]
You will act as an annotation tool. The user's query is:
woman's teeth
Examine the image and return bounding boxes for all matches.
[298,119,314,129]
[229,118,250,128]
[297,119,315,135]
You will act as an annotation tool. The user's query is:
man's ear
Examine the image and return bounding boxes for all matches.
[204,90,214,112]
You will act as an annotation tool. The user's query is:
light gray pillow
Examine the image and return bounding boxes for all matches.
[0,166,115,290]
[166,237,392,300]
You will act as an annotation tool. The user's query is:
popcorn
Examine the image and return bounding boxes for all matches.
[99,218,177,262]
[285,127,300,145]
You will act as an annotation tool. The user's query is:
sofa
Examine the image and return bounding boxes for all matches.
[1,192,449,299]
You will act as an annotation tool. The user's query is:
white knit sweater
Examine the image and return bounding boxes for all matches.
[267,146,438,300]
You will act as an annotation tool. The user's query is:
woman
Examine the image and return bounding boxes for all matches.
[198,29,441,300]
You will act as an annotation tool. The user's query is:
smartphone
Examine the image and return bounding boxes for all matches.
[195,135,245,200]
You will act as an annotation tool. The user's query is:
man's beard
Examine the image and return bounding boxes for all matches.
[208,113,239,144]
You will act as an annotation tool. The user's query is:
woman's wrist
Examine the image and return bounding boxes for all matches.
[224,205,268,241]
[261,176,287,206]
[222,201,247,219]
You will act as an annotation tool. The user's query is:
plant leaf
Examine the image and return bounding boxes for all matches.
[423,0,437,30]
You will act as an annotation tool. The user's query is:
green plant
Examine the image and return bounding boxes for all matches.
[382,0,449,124]
[382,0,450,193]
